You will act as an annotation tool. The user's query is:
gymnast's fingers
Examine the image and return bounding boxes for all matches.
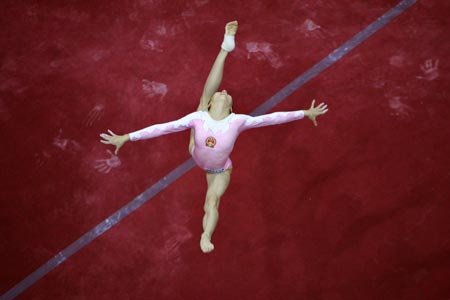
[100,133,111,140]
[100,140,110,144]
[320,105,328,112]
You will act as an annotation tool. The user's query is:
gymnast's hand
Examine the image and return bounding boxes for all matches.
[100,130,130,155]
[304,99,328,127]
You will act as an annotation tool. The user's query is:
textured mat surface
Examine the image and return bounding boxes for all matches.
[1,0,449,299]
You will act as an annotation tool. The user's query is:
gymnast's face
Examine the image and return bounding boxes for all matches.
[211,90,233,110]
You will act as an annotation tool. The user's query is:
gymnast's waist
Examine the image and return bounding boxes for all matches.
[205,167,226,173]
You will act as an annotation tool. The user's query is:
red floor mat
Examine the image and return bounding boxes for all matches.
[1,0,449,299]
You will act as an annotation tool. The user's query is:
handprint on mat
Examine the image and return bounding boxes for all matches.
[388,96,413,118]
[83,104,105,127]
[53,129,81,153]
[142,79,168,100]
[94,149,122,174]
[297,19,326,39]
[246,42,283,69]
[417,59,439,81]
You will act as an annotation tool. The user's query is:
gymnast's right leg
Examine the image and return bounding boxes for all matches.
[197,20,237,111]
[188,21,238,154]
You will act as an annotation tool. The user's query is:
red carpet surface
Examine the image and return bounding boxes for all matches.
[1,0,449,299]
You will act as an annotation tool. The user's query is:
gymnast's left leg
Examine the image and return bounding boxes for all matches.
[200,169,231,253]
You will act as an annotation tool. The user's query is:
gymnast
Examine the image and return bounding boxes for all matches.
[100,21,328,253]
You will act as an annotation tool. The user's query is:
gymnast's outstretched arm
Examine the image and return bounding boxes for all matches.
[100,112,200,155]
[239,100,329,131]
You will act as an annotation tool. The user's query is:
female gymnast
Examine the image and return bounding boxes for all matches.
[100,21,328,253]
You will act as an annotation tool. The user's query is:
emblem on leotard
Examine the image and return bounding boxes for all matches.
[205,136,216,148]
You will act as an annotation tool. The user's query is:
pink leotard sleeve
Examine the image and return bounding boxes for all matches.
[238,110,305,132]
[129,111,200,141]
[127,110,305,172]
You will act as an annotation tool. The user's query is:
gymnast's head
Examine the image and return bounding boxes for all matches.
[209,90,233,113]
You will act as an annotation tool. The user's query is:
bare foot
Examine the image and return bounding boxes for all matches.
[200,232,215,253]
[225,20,238,36]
